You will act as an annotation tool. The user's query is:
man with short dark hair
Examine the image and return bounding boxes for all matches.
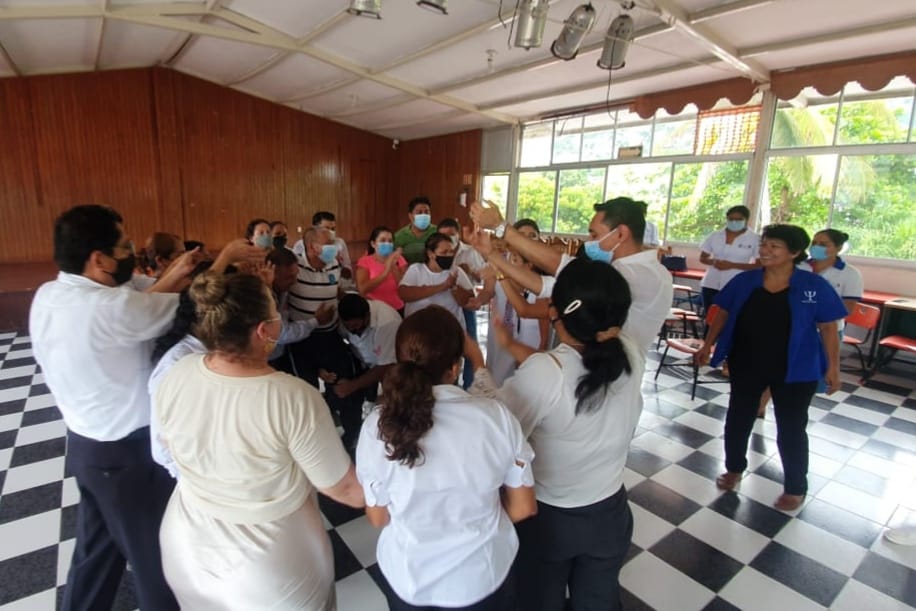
[394,196,438,264]
[336,293,401,401]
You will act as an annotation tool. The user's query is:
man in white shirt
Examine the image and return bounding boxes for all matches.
[470,197,673,352]
[336,293,401,401]
[30,206,202,610]
[639,202,660,248]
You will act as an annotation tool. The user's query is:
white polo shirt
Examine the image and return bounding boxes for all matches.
[342,299,401,367]
[400,263,474,330]
[30,272,179,441]
[356,385,534,607]
[539,251,673,351]
[797,258,863,302]
[699,228,760,290]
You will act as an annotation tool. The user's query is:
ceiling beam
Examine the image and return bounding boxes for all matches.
[0,40,21,76]
[99,10,517,125]
[739,16,916,58]
[688,0,775,24]
[93,0,108,71]
[328,94,416,119]
[647,0,770,82]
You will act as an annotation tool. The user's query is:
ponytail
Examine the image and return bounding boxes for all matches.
[378,362,436,467]
[575,336,631,414]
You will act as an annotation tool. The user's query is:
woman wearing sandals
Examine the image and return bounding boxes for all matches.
[696,224,847,511]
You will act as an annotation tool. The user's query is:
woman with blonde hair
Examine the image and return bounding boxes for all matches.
[154,271,364,610]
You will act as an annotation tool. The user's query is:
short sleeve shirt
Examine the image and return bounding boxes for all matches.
[394,224,438,264]
[700,228,760,290]
[400,263,474,330]
[343,300,401,367]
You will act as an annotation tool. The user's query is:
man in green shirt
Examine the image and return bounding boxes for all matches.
[394,196,437,264]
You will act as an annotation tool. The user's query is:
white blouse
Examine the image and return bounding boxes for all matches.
[356,385,534,607]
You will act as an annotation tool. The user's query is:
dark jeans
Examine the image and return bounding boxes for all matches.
[515,486,633,611]
[62,428,178,611]
[382,567,516,611]
[288,326,365,446]
[462,308,477,389]
[725,374,818,495]
[701,287,719,317]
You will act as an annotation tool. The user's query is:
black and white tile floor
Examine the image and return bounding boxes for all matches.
[1,329,915,610]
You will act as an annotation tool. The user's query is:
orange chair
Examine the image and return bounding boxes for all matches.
[866,335,916,380]
[654,305,720,400]
[842,303,880,375]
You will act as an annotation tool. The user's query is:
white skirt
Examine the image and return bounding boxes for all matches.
[160,489,336,610]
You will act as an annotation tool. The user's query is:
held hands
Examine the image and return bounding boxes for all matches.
[463,225,494,257]
[315,302,336,326]
[318,368,338,384]
[333,378,358,398]
[713,260,733,271]
[469,200,504,230]
[384,248,403,270]
[694,343,712,367]
[443,272,458,290]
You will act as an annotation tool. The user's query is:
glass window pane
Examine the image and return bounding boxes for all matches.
[615,125,651,158]
[836,83,913,145]
[833,154,916,260]
[520,122,553,167]
[772,87,839,149]
[556,168,606,234]
[581,130,614,161]
[652,118,696,156]
[667,161,750,243]
[605,162,672,236]
[552,116,582,163]
[584,111,616,129]
[517,171,557,232]
[761,155,836,232]
[481,174,509,217]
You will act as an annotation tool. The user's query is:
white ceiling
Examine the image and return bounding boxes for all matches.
[0,0,914,140]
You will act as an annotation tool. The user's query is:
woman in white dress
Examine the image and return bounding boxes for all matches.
[356,305,537,610]
[154,271,364,610]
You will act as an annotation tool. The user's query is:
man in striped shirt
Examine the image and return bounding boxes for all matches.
[287,228,364,448]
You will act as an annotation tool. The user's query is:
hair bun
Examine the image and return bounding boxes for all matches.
[189,271,229,309]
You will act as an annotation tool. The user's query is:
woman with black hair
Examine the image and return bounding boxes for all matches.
[398,232,475,329]
[356,225,408,312]
[697,224,847,511]
[246,218,272,250]
[798,228,863,315]
[468,258,643,611]
[356,306,536,610]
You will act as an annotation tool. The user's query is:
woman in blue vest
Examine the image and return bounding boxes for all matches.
[696,224,847,511]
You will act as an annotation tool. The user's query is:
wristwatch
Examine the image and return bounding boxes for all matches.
[494,222,507,239]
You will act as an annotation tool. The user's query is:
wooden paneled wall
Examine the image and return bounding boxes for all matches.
[0,67,481,266]
[390,130,482,229]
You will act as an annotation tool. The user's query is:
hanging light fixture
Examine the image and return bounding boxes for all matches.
[597,13,635,70]
[550,3,597,60]
[347,0,382,19]
[417,0,447,14]
[514,0,550,50]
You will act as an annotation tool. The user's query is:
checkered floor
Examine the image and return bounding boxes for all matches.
[1,329,915,611]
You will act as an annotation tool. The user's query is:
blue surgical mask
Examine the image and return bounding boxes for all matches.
[377,242,394,257]
[413,213,431,231]
[319,244,338,264]
[809,245,829,261]
[726,220,746,232]
[254,234,272,249]
[583,228,619,264]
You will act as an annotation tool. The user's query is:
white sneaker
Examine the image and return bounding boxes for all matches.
[883,527,916,546]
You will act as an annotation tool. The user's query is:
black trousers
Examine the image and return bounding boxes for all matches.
[288,327,365,446]
[701,287,719,316]
[725,374,818,495]
[515,486,633,611]
[383,567,516,611]
[62,428,178,611]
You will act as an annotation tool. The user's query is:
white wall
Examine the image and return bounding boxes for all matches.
[671,243,916,296]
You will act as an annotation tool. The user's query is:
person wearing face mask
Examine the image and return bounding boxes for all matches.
[699,206,761,314]
[797,229,862,317]
[394,196,438,264]
[356,226,408,313]
[287,227,366,449]
[29,205,257,611]
[399,232,475,330]
[336,293,401,402]
[154,271,364,609]
[134,232,186,290]
[269,220,290,250]
[469,197,672,352]
[246,218,273,250]
[312,211,354,286]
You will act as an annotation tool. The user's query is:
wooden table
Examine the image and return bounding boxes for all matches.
[672,269,705,281]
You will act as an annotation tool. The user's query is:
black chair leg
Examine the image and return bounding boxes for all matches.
[690,362,698,400]
[655,344,671,380]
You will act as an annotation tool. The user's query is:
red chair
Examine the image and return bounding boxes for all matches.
[654,305,720,400]
[842,303,880,375]
[866,335,916,380]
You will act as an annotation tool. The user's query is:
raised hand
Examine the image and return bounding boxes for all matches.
[469,200,504,230]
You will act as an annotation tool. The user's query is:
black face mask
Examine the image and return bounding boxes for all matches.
[273,236,288,249]
[107,253,136,286]
[435,255,454,270]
